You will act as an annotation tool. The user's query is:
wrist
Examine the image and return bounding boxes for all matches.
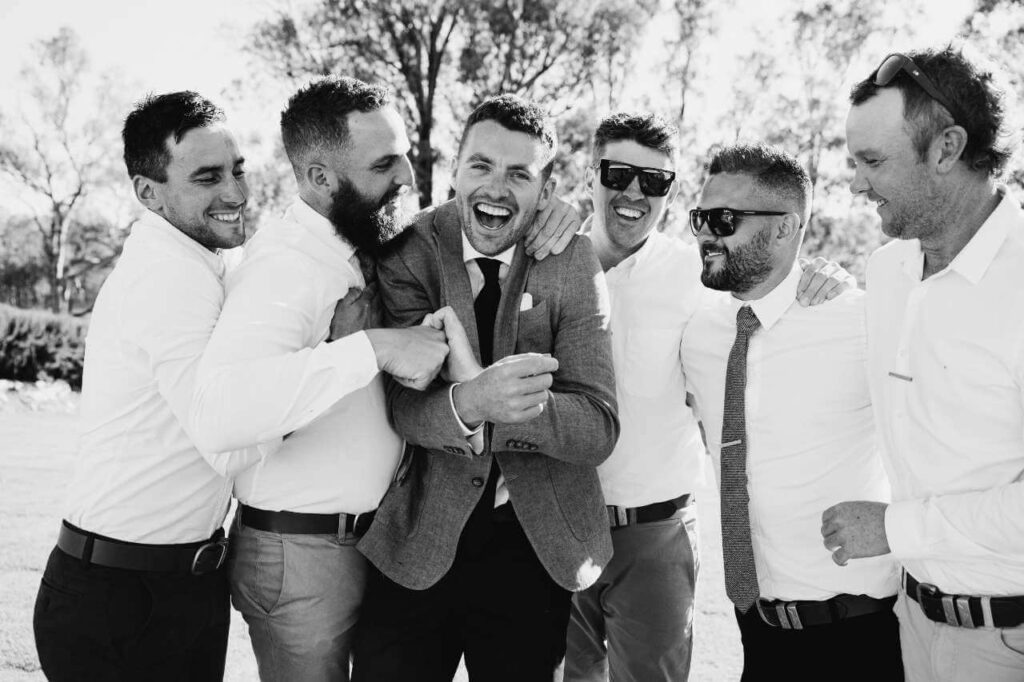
[452,381,483,427]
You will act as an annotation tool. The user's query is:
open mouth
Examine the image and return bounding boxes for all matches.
[473,202,513,230]
[209,210,242,224]
[875,199,888,208]
[612,205,645,222]
[700,243,726,265]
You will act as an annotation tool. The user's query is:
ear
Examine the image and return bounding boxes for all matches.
[934,125,968,174]
[133,175,162,212]
[585,165,595,194]
[305,162,334,198]
[777,213,801,242]
[536,175,557,211]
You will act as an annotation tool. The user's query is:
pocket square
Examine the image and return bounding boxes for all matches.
[519,293,533,312]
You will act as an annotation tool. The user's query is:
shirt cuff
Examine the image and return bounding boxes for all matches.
[884,499,927,560]
[449,383,484,454]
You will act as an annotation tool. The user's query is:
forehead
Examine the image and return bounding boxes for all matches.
[167,124,241,171]
[459,120,551,168]
[846,88,912,154]
[344,106,410,158]
[599,139,673,171]
[699,172,762,207]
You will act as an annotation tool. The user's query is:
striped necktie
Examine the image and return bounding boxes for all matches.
[721,305,761,613]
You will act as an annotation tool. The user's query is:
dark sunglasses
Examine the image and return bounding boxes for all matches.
[597,159,676,197]
[688,208,789,237]
[872,53,958,123]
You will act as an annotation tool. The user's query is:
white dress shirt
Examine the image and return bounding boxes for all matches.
[867,188,1024,596]
[66,211,237,544]
[600,229,706,507]
[682,265,896,601]
[194,198,402,514]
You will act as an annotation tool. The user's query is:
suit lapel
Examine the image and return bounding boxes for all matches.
[431,203,482,362]
[494,245,532,362]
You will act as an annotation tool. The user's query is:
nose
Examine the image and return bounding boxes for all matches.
[223,174,249,205]
[622,175,644,200]
[397,154,415,189]
[849,165,869,196]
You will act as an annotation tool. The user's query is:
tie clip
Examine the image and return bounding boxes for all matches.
[888,371,913,382]
[721,440,742,449]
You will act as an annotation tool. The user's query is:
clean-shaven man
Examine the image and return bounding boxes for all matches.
[354,94,619,682]
[34,91,249,681]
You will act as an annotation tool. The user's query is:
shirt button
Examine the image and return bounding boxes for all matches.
[471,477,484,487]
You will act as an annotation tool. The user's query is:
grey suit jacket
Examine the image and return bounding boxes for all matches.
[358,201,619,592]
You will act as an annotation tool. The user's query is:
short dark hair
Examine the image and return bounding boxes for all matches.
[706,143,812,223]
[593,112,678,160]
[281,76,390,174]
[458,94,557,179]
[122,91,225,181]
[850,45,1018,176]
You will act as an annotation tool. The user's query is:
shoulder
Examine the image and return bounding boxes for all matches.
[866,238,912,279]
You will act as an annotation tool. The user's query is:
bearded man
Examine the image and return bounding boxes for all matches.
[188,76,457,682]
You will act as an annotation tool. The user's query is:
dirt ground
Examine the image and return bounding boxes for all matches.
[0,407,741,681]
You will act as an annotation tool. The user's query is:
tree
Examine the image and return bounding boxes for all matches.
[0,27,132,313]
[247,0,660,208]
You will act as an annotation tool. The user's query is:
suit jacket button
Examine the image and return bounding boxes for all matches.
[471,477,485,487]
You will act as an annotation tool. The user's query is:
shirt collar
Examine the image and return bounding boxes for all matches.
[899,187,1019,285]
[461,230,516,268]
[284,198,358,263]
[734,263,801,332]
[135,209,226,277]
[582,215,660,277]
[947,187,1017,285]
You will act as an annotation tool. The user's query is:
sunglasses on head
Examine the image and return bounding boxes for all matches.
[872,53,958,123]
[688,208,789,237]
[597,159,676,197]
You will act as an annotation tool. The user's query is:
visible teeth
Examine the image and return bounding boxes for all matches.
[614,207,643,220]
[876,199,887,207]
[476,203,511,217]
[210,211,241,222]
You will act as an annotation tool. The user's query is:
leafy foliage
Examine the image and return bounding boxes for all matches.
[0,304,87,388]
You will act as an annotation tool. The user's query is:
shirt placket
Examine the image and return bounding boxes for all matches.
[890,279,927,495]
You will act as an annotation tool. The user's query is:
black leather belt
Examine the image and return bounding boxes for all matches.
[238,504,375,537]
[57,521,227,575]
[607,494,692,529]
[756,593,896,630]
[904,571,1024,628]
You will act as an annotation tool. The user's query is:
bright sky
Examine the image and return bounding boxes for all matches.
[0,0,263,99]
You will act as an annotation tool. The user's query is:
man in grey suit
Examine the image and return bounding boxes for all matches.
[353,95,619,682]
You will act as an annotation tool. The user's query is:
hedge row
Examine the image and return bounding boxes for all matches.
[0,304,87,389]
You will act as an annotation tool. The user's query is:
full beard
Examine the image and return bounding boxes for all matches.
[700,226,774,295]
[328,179,409,258]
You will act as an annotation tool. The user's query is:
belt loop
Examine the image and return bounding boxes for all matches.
[776,603,791,629]
[955,596,975,628]
[785,603,803,630]
[337,514,347,540]
[980,596,994,628]
[80,534,95,568]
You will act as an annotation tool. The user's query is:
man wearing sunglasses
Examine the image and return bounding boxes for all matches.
[681,143,901,681]
[564,116,855,682]
[828,46,1024,680]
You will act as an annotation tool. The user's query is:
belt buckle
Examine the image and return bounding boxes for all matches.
[191,538,228,575]
[915,581,959,626]
[755,599,801,630]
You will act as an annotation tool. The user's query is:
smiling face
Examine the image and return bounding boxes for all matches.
[591,140,675,255]
[326,107,414,254]
[453,120,554,256]
[694,173,782,295]
[846,87,942,242]
[151,124,249,250]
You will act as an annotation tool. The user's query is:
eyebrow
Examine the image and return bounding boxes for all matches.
[370,153,399,167]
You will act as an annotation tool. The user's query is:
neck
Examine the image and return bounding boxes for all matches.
[298,187,331,219]
[733,252,794,302]
[590,218,646,272]
[920,180,1000,278]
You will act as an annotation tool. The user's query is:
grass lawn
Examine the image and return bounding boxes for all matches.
[0,408,741,681]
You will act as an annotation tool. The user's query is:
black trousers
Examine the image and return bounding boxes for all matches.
[735,601,904,682]
[353,472,572,682]
[33,543,230,682]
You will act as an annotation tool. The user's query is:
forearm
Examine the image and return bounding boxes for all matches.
[190,332,378,453]
[385,375,475,456]
[492,389,619,464]
[886,480,1024,562]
